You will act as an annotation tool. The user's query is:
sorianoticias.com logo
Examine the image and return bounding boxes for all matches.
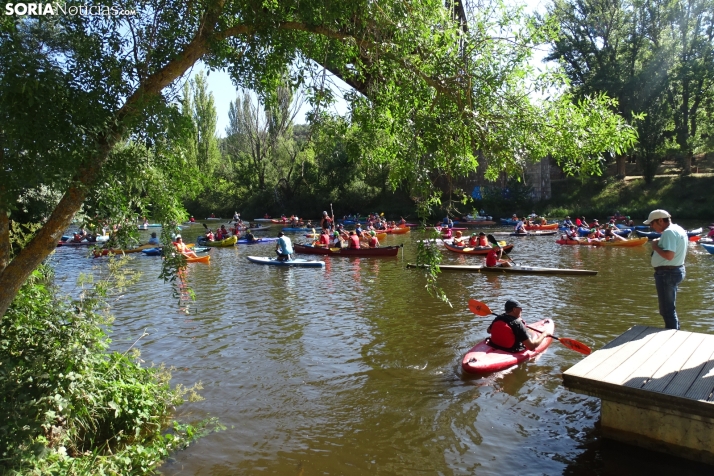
[5,2,137,16]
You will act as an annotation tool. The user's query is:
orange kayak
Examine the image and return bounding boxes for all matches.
[186,254,210,263]
[524,223,559,231]
[385,226,411,235]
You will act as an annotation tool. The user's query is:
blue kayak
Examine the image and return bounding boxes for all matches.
[636,227,702,240]
[246,256,325,267]
[578,227,631,237]
[237,237,279,244]
[700,243,714,254]
[142,246,211,256]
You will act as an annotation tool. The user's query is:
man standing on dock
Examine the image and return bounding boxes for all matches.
[644,209,688,329]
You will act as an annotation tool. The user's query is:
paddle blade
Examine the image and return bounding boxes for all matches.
[468,299,493,316]
[557,337,591,355]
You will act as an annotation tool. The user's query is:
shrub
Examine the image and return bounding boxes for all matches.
[0,260,219,475]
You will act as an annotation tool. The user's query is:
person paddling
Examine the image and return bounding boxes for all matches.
[487,299,550,352]
[275,231,293,261]
[485,246,512,267]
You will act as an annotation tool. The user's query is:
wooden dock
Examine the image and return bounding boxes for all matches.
[563,325,714,465]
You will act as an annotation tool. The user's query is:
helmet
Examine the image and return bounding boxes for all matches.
[370,230,376,236]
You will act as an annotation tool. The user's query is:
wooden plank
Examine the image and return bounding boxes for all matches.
[602,329,680,385]
[623,330,693,389]
[602,325,653,350]
[564,326,651,379]
[662,337,714,400]
[685,347,714,401]
[586,328,666,382]
[641,333,707,393]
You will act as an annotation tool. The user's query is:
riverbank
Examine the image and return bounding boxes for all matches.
[545,175,714,220]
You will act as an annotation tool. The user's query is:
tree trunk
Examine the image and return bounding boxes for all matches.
[616,154,627,177]
[0,30,212,318]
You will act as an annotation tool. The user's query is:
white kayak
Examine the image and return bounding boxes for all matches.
[246,256,325,268]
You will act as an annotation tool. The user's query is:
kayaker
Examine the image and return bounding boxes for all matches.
[210,213,216,218]
[321,211,333,231]
[233,211,240,222]
[205,229,215,241]
[275,231,294,261]
[148,232,160,245]
[348,231,361,249]
[487,299,549,352]
[485,247,512,268]
[476,232,488,247]
[514,218,526,235]
[565,225,579,240]
[367,230,380,248]
[603,223,625,241]
[189,216,195,223]
[645,209,688,329]
[562,216,574,227]
[707,224,714,239]
[467,233,479,247]
[316,229,330,247]
[174,236,198,258]
[332,231,344,248]
[245,230,257,243]
[453,230,465,247]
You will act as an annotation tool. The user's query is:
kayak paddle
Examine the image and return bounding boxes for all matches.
[487,234,516,265]
[467,299,591,355]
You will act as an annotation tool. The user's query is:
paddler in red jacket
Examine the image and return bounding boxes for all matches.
[348,231,361,249]
[316,229,331,247]
[487,299,549,352]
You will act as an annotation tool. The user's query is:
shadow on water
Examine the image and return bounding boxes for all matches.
[564,425,713,476]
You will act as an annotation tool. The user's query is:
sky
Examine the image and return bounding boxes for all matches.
[199,0,548,137]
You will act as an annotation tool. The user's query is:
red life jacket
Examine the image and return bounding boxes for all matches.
[490,320,516,349]
[349,235,361,248]
[487,315,523,352]
[318,234,330,246]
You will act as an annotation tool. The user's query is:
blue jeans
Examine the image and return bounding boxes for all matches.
[654,266,685,329]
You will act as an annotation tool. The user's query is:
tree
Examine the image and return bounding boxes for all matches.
[544,0,714,180]
[191,72,222,176]
[1,0,637,317]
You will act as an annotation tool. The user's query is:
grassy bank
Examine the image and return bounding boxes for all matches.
[545,175,714,220]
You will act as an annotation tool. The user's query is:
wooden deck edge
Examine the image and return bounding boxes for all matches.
[601,426,714,466]
[563,375,714,421]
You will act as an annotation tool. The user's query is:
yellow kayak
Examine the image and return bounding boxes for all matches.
[202,235,238,247]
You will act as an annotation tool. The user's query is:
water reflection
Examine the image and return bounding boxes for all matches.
[48,226,714,475]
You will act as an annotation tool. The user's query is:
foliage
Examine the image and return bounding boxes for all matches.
[0,259,220,475]
[546,174,714,219]
[0,0,642,318]
[544,0,714,171]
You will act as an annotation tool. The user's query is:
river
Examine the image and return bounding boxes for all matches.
[51,222,714,475]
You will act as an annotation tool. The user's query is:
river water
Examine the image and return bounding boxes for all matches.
[51,223,714,475]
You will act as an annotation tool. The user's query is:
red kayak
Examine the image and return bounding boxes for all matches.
[461,318,554,374]
[294,243,402,257]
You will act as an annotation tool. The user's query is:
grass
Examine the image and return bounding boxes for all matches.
[545,175,714,220]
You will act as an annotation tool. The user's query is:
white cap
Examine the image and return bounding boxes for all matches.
[643,209,671,225]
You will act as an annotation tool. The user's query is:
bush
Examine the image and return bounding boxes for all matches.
[0,261,218,475]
